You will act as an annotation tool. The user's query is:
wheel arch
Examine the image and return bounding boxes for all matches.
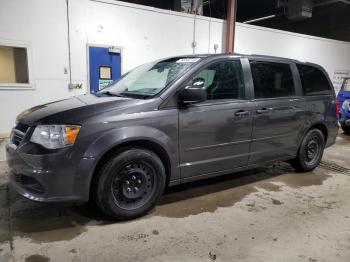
[308,122,328,143]
[85,127,175,201]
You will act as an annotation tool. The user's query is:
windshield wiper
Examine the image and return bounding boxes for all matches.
[120,92,153,99]
[101,91,125,97]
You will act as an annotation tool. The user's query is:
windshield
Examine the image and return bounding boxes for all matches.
[101,57,201,98]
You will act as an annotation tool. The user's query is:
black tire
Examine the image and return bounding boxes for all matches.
[94,148,166,220]
[290,129,325,172]
[341,124,350,134]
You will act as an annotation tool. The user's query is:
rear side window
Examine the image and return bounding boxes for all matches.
[297,64,332,95]
[250,61,295,99]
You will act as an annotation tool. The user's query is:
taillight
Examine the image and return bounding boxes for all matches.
[336,99,340,118]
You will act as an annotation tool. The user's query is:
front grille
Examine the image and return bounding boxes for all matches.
[11,129,26,146]
[14,174,45,194]
[15,122,29,133]
[11,123,29,146]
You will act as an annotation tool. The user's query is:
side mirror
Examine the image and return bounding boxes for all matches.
[180,86,206,105]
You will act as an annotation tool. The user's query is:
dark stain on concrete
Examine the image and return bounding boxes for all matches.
[257,182,282,192]
[272,199,283,205]
[9,202,89,243]
[150,163,332,218]
[0,153,334,243]
[25,254,50,262]
[150,168,276,218]
[271,163,331,188]
[152,230,159,235]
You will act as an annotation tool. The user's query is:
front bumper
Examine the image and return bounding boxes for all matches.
[6,143,95,202]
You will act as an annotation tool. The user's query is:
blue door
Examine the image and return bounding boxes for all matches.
[89,46,121,93]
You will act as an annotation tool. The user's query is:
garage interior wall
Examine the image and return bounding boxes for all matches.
[235,23,350,91]
[1,0,350,136]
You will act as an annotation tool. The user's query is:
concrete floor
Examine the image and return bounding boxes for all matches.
[1,133,350,262]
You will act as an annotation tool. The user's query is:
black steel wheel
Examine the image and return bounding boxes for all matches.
[94,148,166,220]
[111,161,156,210]
[290,129,325,172]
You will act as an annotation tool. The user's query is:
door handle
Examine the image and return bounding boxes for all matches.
[234,110,249,117]
[256,108,271,114]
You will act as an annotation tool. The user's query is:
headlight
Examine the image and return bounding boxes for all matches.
[30,125,81,149]
[342,100,350,112]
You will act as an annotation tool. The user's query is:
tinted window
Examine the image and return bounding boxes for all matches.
[188,60,245,100]
[250,61,295,99]
[297,64,332,95]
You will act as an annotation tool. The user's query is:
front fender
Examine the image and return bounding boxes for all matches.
[79,125,179,200]
[83,126,175,160]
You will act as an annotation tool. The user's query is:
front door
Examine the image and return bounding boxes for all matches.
[179,59,254,179]
[89,46,121,93]
[248,60,305,164]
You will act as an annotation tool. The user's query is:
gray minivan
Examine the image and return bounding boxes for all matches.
[6,54,338,219]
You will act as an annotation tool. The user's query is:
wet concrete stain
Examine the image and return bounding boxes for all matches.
[0,155,334,244]
[150,163,332,218]
[272,199,283,205]
[256,182,282,192]
[25,254,50,262]
[9,203,89,243]
[152,230,159,235]
[272,165,331,188]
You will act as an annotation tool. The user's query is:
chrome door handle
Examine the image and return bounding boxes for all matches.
[234,110,249,117]
[256,108,271,114]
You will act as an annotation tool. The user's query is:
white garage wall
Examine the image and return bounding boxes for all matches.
[235,23,350,91]
[68,0,226,96]
[0,0,225,134]
[0,0,350,137]
[0,0,72,135]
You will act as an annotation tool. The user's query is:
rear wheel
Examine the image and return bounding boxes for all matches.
[290,129,325,172]
[94,148,166,220]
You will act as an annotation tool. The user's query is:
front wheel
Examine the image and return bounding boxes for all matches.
[341,124,350,134]
[290,129,325,172]
[94,148,166,220]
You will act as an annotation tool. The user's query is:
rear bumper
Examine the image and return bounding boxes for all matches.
[6,143,95,202]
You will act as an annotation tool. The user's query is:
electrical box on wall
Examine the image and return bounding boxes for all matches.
[288,0,313,21]
[181,0,203,15]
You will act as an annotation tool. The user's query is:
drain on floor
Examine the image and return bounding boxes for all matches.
[319,161,350,174]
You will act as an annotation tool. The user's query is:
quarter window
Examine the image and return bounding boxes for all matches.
[0,46,29,84]
[250,61,295,99]
[187,60,245,100]
[297,64,331,95]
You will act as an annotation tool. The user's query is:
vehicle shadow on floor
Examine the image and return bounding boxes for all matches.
[0,162,330,243]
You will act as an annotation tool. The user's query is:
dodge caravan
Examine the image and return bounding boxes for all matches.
[6,54,338,219]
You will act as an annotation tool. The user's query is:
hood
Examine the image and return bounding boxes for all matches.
[17,94,142,126]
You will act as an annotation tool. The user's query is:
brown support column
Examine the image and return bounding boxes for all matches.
[225,0,237,53]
